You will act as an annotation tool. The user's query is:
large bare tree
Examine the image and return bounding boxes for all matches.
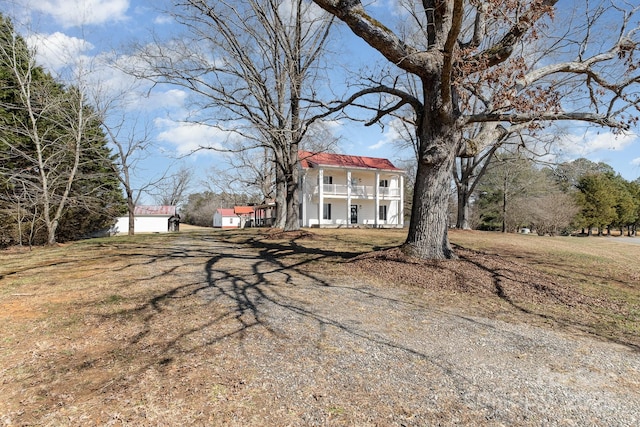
[313,0,640,258]
[131,0,334,231]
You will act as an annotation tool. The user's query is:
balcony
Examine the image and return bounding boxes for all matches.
[316,184,400,198]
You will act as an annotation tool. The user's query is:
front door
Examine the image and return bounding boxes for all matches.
[350,204,358,224]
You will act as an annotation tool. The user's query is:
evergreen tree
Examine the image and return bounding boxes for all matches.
[628,179,640,236]
[574,173,617,236]
[0,14,38,245]
[0,14,125,246]
[610,176,639,236]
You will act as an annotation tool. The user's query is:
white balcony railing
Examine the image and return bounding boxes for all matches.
[379,187,400,197]
[317,184,400,198]
[323,184,349,195]
[350,185,374,197]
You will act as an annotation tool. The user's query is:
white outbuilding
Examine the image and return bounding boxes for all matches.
[213,208,240,228]
[213,206,256,228]
[113,205,179,235]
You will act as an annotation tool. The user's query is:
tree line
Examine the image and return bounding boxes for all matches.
[471,154,640,237]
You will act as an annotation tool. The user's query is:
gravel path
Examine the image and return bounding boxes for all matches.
[194,236,640,426]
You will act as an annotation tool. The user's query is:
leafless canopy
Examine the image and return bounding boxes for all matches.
[130,0,336,230]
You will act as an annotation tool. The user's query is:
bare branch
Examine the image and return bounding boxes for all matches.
[312,0,441,77]
[469,0,559,68]
[467,111,628,129]
[306,84,424,127]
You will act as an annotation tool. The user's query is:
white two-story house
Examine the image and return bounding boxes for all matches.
[299,151,405,228]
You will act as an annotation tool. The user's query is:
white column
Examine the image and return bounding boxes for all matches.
[301,172,306,227]
[318,168,324,227]
[399,173,404,227]
[375,171,380,228]
[346,170,352,226]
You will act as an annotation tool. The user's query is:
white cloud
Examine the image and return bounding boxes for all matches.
[28,0,130,28]
[632,158,640,166]
[368,137,391,151]
[147,89,188,111]
[557,130,637,157]
[27,32,93,72]
[153,15,173,25]
[91,59,187,112]
[155,119,231,156]
[367,118,406,151]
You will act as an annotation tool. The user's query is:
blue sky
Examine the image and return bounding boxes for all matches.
[6,0,640,202]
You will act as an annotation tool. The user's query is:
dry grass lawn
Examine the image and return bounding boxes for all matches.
[0,227,638,425]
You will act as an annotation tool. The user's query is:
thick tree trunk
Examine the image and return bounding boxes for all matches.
[456,182,471,229]
[284,164,300,231]
[274,159,287,229]
[402,129,458,259]
[401,76,461,260]
[127,191,135,236]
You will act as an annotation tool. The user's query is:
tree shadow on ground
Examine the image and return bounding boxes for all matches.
[4,230,638,425]
[347,243,639,351]
[77,232,483,387]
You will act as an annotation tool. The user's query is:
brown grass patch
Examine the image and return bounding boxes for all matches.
[1,228,639,424]
[338,230,640,346]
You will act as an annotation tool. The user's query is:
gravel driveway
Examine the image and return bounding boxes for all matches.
[193,236,640,426]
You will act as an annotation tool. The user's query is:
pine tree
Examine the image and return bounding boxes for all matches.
[0,14,125,246]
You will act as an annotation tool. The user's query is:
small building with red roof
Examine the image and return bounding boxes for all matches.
[213,208,238,228]
[234,206,255,228]
[213,206,256,228]
[298,151,405,228]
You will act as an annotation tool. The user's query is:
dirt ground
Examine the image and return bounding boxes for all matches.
[0,229,638,426]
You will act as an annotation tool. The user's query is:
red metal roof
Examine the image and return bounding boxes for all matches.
[299,151,402,171]
[216,208,236,217]
[134,205,177,216]
[234,206,255,215]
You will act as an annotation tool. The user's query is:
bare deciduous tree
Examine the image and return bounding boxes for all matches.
[530,191,579,236]
[152,163,194,207]
[312,0,640,258]
[210,147,277,204]
[1,21,87,245]
[131,0,335,231]
[98,110,159,235]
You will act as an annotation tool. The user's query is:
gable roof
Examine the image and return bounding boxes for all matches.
[234,206,255,215]
[299,151,402,172]
[216,208,236,217]
[134,205,177,216]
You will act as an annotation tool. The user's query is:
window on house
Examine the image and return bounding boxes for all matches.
[323,175,333,185]
[323,203,332,220]
[379,205,387,221]
[379,179,389,187]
